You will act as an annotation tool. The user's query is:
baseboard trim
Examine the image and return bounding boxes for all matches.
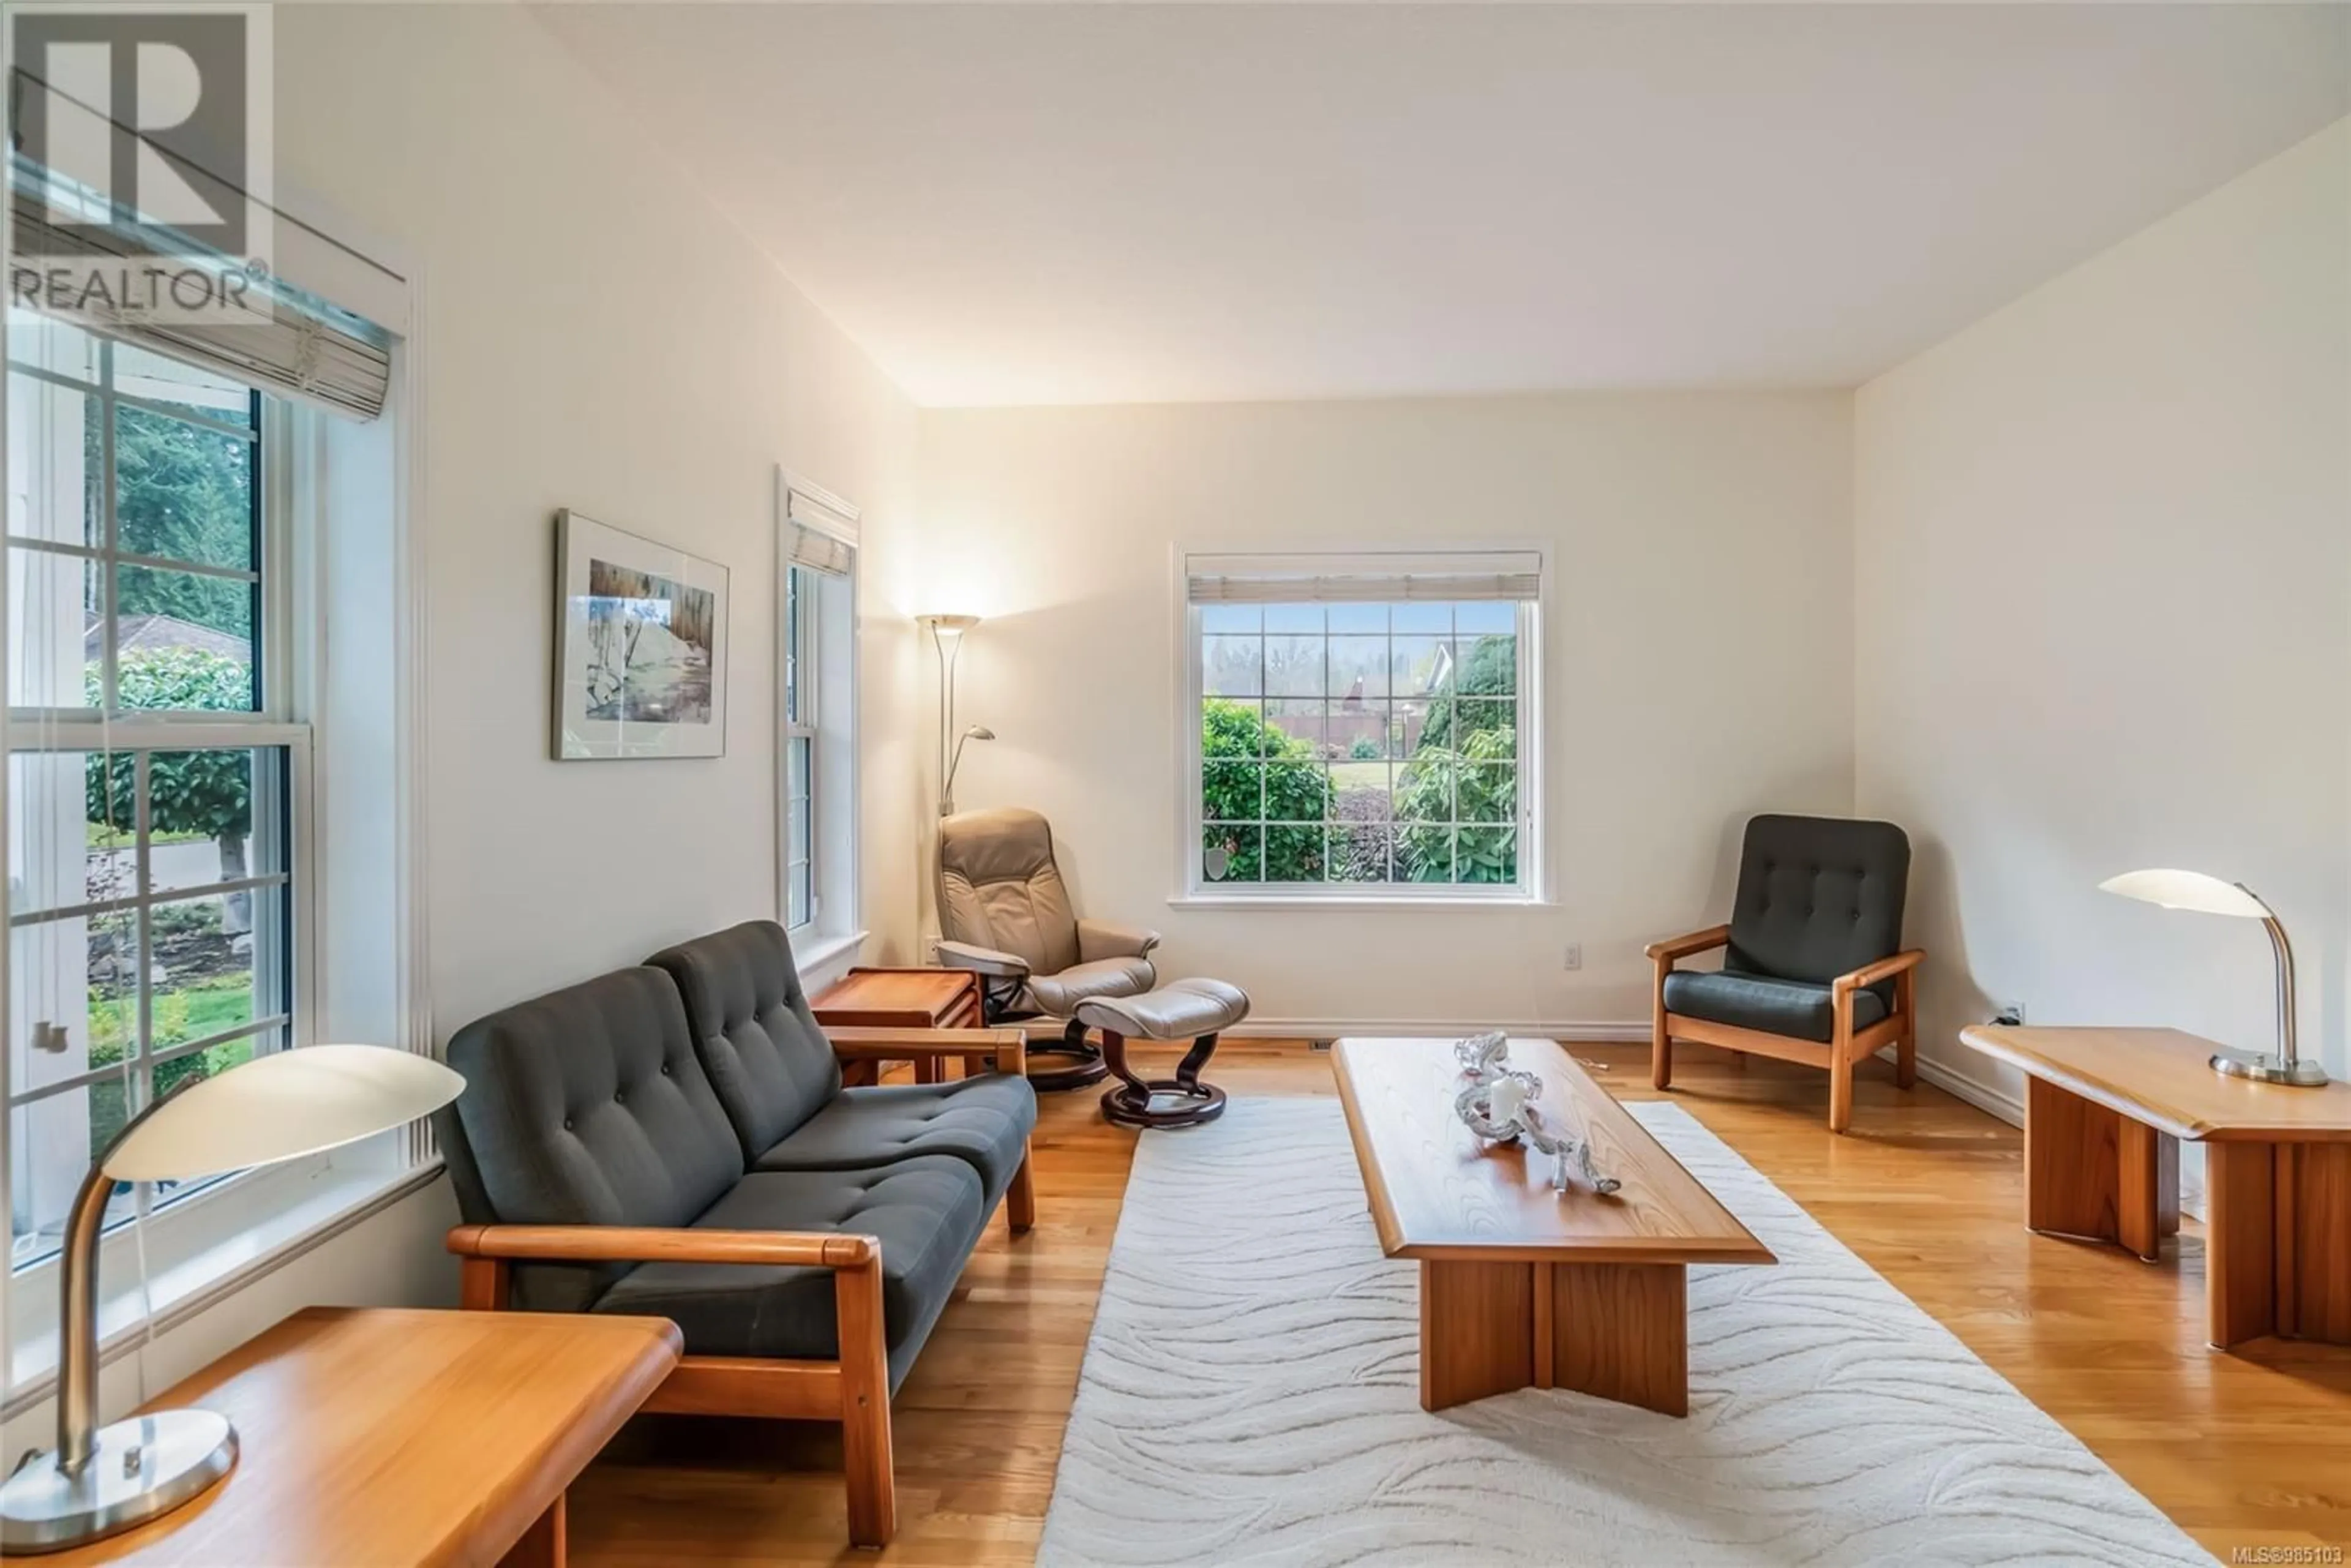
[1226,1018,1649,1044]
[1908,1056,2023,1128]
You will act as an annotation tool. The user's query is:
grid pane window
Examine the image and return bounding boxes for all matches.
[784,566,817,929]
[5,744,296,1264]
[1196,599,1526,891]
[6,316,296,1269]
[5,313,262,715]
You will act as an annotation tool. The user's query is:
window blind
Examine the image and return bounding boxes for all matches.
[1186,550,1542,605]
[9,160,393,421]
[782,473,860,577]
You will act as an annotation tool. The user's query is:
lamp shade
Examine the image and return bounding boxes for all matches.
[920,613,981,639]
[102,1045,465,1184]
[2098,868,2270,920]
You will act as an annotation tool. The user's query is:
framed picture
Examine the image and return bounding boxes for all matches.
[552,509,730,759]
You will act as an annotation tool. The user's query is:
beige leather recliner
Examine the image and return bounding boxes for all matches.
[937,807,1160,1090]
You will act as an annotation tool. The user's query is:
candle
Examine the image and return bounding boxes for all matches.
[1487,1075,1528,1127]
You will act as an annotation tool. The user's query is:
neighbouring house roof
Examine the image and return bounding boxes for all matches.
[84,612,252,664]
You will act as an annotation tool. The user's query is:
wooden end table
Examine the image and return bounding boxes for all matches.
[1960,1024,2351,1349]
[41,1305,678,1566]
[812,967,982,1086]
[1332,1037,1774,1416]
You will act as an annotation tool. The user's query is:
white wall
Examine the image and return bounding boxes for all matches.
[1854,121,2351,1131]
[910,393,1856,1030]
[6,3,926,1443]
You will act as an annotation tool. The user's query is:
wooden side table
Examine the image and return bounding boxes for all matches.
[43,1305,678,1566]
[1960,1024,2351,1349]
[812,967,983,1085]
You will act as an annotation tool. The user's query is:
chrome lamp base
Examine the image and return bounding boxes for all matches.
[0,1409,236,1554]
[2210,1050,2331,1088]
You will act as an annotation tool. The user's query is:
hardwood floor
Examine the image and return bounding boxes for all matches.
[569,1041,2351,1565]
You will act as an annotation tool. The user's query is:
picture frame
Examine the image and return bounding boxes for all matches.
[551,509,730,760]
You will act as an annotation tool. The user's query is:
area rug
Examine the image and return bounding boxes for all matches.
[1038,1097,2209,1567]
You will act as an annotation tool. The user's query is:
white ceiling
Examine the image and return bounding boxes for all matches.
[536,4,2350,408]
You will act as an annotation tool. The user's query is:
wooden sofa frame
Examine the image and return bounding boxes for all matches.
[446,1027,1030,1550]
[1646,925,1924,1135]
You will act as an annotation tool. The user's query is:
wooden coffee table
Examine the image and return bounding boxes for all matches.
[1332,1037,1774,1416]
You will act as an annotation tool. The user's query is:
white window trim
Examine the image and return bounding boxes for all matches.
[1169,544,1550,907]
[0,192,431,1398]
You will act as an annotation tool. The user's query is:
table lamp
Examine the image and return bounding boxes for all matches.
[2098,868,2329,1087]
[0,1045,466,1553]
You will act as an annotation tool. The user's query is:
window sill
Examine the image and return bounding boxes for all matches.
[1169,893,1553,910]
[4,1150,442,1416]
[792,928,869,988]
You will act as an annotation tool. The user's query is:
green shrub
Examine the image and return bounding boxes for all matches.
[1201,699,1333,881]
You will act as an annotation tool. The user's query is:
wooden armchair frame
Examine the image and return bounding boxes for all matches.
[1646,927,1924,1135]
[444,1026,1029,1550]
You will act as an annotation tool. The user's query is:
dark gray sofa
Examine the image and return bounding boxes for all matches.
[436,920,1035,1548]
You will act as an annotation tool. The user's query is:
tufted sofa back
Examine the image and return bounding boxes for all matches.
[647,919,841,1163]
[937,808,1082,978]
[1725,814,1911,986]
[438,964,744,1311]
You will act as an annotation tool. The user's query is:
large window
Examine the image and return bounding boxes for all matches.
[5,315,302,1266]
[1182,551,1541,901]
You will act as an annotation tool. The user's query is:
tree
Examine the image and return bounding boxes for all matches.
[1396,727,1518,883]
[1201,698,1333,882]
[86,648,256,931]
[95,403,256,631]
[1419,634,1515,751]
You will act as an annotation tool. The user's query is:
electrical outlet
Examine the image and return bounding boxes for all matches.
[1993,1001,2026,1027]
[1562,943,1582,972]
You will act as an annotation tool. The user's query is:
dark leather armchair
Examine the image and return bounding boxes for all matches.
[1648,814,1923,1134]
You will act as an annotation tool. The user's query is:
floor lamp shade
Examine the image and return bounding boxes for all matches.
[1,1045,466,1553]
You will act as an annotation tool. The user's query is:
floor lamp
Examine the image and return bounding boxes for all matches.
[921,613,991,816]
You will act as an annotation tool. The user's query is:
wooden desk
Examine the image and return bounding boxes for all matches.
[1332,1037,1773,1416]
[47,1307,679,1567]
[812,967,982,1085]
[1960,1025,2351,1349]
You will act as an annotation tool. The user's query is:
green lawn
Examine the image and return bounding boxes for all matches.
[90,976,255,1051]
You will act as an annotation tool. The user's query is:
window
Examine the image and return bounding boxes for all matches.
[778,472,861,959]
[5,315,302,1266]
[783,564,817,930]
[1182,550,1542,900]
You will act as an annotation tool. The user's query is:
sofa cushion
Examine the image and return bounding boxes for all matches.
[1725,814,1910,987]
[438,966,744,1312]
[591,1157,988,1392]
[1027,956,1155,1019]
[1662,967,1888,1045]
[648,920,842,1163]
[754,1075,1038,1201]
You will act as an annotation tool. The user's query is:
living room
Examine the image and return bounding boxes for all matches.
[0,3,2344,1564]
